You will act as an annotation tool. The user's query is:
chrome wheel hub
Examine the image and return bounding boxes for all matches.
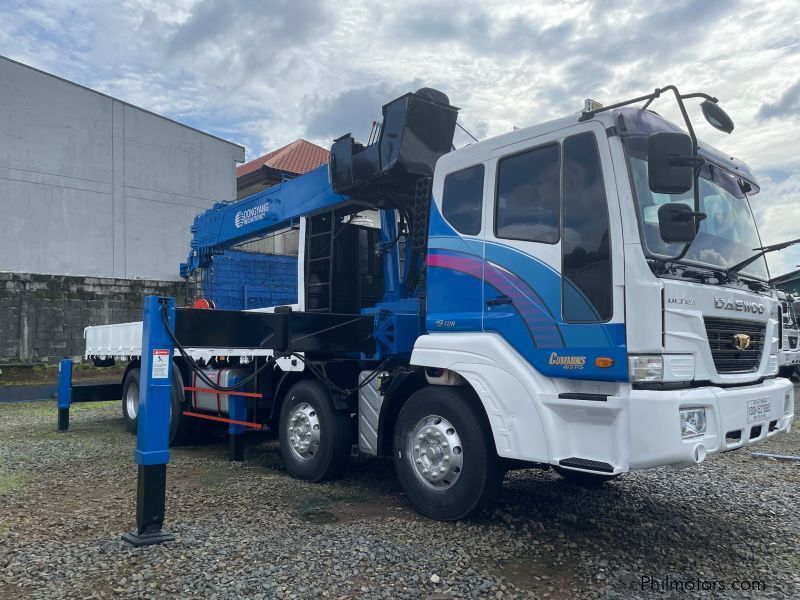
[287,402,321,461]
[408,415,463,489]
[126,381,139,420]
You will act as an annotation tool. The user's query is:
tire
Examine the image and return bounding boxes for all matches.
[278,379,351,482]
[168,366,193,447]
[393,386,503,520]
[120,364,193,446]
[553,466,620,486]
[121,368,140,434]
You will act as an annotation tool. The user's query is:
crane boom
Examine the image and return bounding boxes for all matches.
[180,166,349,277]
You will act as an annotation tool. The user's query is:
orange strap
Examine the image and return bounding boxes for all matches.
[182,410,265,429]
[184,387,263,399]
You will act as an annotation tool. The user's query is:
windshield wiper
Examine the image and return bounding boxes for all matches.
[726,237,800,279]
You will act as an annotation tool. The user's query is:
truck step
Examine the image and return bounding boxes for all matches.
[558,457,615,473]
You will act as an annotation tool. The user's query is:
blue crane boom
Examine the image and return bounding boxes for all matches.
[180,165,347,278]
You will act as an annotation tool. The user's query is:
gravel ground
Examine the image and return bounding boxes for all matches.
[0,393,798,599]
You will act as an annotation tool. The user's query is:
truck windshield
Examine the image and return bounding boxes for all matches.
[627,155,768,280]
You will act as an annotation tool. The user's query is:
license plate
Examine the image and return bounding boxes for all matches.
[747,398,772,424]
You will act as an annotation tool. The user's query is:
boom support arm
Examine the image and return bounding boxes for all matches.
[180,166,349,277]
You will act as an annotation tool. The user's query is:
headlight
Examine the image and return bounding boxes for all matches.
[680,407,706,438]
[629,355,663,382]
[786,391,794,415]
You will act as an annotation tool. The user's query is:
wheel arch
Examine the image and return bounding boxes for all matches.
[269,370,313,425]
[378,368,500,457]
[409,334,554,463]
[121,357,141,385]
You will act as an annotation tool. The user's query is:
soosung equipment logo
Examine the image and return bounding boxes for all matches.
[234,202,270,228]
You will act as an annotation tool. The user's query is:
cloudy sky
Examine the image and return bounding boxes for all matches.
[2,0,799,274]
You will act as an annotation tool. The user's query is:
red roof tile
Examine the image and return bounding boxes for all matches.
[237,139,329,179]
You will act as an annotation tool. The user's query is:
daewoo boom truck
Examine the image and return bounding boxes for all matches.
[83,85,796,520]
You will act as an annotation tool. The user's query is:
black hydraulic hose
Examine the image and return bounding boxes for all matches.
[160,302,275,392]
[160,302,390,397]
[290,352,391,397]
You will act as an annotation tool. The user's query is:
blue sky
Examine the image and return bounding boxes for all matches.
[2,0,799,275]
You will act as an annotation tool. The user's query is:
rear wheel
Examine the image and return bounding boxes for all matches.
[394,385,503,520]
[553,466,619,486]
[279,379,352,482]
[168,366,193,446]
[120,364,193,446]
[121,368,140,433]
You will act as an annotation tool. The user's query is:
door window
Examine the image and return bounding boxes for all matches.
[562,132,612,322]
[495,144,560,244]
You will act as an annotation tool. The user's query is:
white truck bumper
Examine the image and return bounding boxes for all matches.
[627,377,794,469]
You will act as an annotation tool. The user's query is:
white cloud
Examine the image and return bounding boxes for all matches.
[753,172,800,277]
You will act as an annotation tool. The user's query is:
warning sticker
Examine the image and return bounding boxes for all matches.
[152,349,170,379]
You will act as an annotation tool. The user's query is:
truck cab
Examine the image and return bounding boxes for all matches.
[418,101,793,477]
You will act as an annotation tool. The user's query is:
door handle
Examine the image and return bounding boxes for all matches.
[486,295,513,309]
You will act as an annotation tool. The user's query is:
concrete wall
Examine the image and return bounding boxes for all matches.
[0,272,185,364]
[0,56,245,281]
[204,251,297,311]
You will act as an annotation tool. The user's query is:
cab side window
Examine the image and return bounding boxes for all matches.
[495,144,561,244]
[442,164,484,236]
[562,132,612,322]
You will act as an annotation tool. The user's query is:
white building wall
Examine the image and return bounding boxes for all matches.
[0,56,244,280]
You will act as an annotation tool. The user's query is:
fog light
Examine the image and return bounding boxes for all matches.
[629,355,664,382]
[680,407,706,438]
[785,391,793,415]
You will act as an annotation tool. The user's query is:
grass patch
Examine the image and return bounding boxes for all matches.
[1,400,118,418]
[0,362,126,386]
[0,472,25,496]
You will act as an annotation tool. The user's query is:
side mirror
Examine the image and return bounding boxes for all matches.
[700,100,734,134]
[648,132,693,194]
[657,203,705,244]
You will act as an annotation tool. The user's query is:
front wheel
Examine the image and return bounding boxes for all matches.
[393,386,503,520]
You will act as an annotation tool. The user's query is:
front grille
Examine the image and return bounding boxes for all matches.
[704,317,766,374]
[789,336,798,349]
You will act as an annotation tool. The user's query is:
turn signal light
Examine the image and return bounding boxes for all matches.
[595,357,614,368]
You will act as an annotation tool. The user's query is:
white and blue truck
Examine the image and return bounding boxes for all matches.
[81,85,795,522]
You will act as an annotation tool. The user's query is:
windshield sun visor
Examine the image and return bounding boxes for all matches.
[614,107,760,195]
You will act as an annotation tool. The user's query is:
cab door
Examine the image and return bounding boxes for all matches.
[482,124,626,381]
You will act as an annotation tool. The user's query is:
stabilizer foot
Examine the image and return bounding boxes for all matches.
[230,434,244,462]
[58,408,69,432]
[121,530,175,547]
